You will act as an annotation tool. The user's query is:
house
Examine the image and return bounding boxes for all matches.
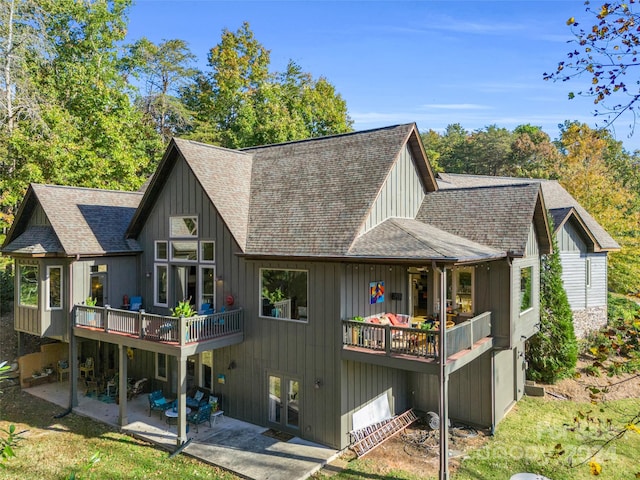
[437,173,620,337]
[2,124,552,454]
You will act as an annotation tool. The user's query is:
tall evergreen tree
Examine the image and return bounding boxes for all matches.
[526,217,578,383]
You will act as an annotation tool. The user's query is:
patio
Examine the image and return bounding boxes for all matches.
[25,380,339,480]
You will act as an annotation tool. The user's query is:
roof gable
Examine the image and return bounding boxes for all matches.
[2,184,142,256]
[437,173,619,251]
[243,124,433,256]
[126,139,253,251]
[417,183,551,256]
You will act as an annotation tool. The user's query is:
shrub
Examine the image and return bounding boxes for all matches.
[0,267,13,313]
[526,217,577,383]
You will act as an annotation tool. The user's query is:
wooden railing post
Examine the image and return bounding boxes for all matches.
[138,309,145,339]
[385,325,391,355]
[104,306,110,333]
[179,315,186,346]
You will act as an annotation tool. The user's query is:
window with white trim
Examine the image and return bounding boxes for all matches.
[171,241,198,261]
[200,241,215,263]
[155,264,168,306]
[47,266,62,310]
[155,241,168,261]
[170,216,198,237]
[586,258,592,288]
[19,264,39,307]
[520,266,533,313]
[200,266,215,309]
[260,268,308,321]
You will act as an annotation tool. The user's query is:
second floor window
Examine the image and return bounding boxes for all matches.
[260,269,308,321]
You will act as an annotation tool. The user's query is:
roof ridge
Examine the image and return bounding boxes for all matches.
[173,137,253,156]
[32,183,143,195]
[241,123,414,151]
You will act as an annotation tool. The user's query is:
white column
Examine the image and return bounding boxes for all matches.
[438,265,449,480]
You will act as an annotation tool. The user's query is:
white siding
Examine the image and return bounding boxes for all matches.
[586,253,607,308]
[360,145,425,234]
[559,251,586,310]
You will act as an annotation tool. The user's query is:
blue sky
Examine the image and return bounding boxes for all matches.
[126,0,640,151]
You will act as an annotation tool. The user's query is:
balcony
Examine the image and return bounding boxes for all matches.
[74,305,243,351]
[341,312,493,373]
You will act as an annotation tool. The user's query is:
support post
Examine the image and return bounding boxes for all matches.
[176,355,188,446]
[438,265,449,480]
[69,324,78,407]
[118,344,128,425]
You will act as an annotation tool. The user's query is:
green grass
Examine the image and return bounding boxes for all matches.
[0,388,238,480]
[454,397,640,480]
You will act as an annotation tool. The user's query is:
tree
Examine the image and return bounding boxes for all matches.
[127,38,197,142]
[526,217,578,383]
[544,1,640,132]
[508,124,561,178]
[181,22,352,148]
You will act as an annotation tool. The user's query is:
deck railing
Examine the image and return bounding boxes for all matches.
[75,305,243,346]
[342,311,492,361]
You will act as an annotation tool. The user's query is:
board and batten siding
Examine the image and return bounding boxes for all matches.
[136,154,244,315]
[359,145,426,235]
[72,257,138,311]
[27,203,50,227]
[212,260,343,449]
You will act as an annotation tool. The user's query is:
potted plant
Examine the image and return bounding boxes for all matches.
[352,316,364,344]
[262,287,285,317]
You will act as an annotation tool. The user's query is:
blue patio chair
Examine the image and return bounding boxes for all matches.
[187,403,212,432]
[148,390,172,418]
[129,296,142,311]
[199,303,214,315]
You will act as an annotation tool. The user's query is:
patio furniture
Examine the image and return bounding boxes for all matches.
[187,403,212,432]
[128,377,148,399]
[186,386,211,409]
[57,360,70,382]
[85,378,99,396]
[148,390,172,417]
[165,405,192,425]
[106,373,118,397]
[79,357,94,378]
[129,296,143,311]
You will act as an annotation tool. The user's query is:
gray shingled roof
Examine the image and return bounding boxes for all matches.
[174,139,253,251]
[2,226,63,254]
[437,173,620,251]
[417,183,548,256]
[243,124,421,256]
[349,218,504,262]
[2,184,142,255]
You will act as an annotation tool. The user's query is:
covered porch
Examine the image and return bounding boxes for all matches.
[24,379,339,479]
[72,305,245,446]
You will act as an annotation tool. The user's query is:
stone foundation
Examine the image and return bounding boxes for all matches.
[572,306,607,338]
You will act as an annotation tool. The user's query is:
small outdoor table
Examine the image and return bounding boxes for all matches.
[164,407,191,425]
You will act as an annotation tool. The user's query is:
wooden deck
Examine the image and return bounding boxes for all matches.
[75,305,243,347]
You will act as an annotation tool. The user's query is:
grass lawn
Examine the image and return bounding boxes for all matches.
[0,387,239,480]
[315,396,640,480]
[2,386,638,479]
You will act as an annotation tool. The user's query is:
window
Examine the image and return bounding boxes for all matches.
[170,216,198,237]
[520,266,533,313]
[155,264,168,306]
[47,266,62,310]
[155,353,167,381]
[200,266,215,309]
[586,258,592,288]
[155,241,168,261]
[200,241,215,262]
[171,241,198,261]
[19,264,39,307]
[260,269,308,321]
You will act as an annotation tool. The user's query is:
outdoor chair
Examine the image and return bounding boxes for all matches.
[148,390,172,417]
[128,377,147,400]
[79,357,94,378]
[187,403,212,432]
[129,296,142,311]
[57,360,70,382]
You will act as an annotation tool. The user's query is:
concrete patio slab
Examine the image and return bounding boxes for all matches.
[25,380,340,480]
